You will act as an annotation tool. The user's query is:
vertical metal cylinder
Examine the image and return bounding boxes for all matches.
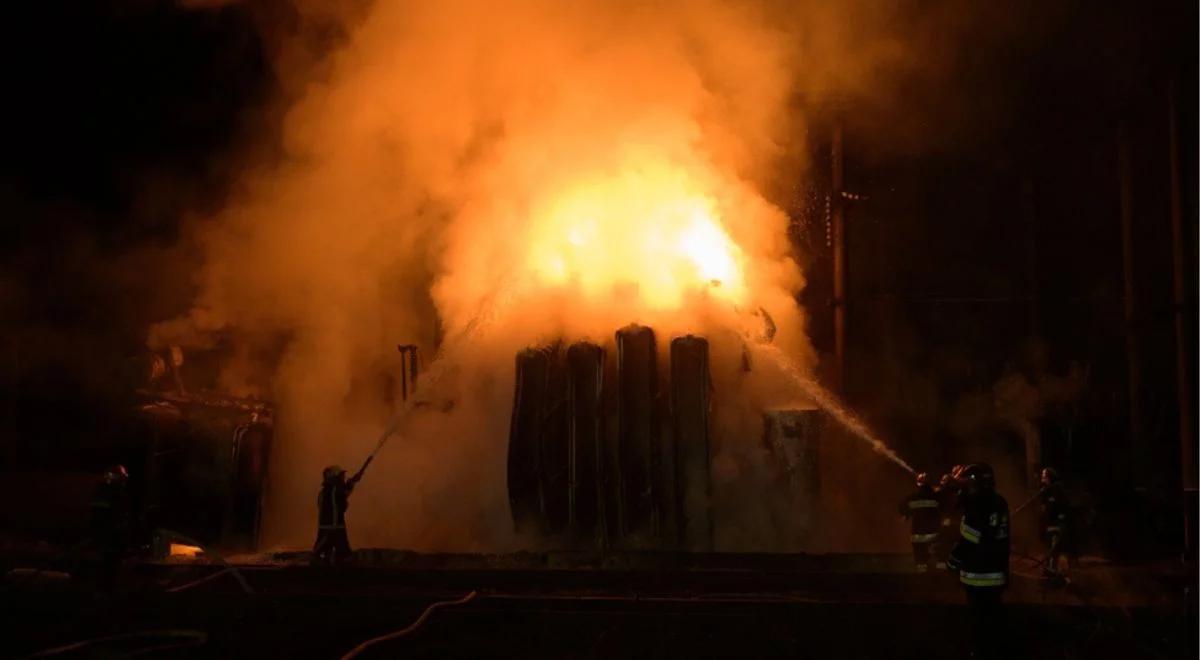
[671,335,713,550]
[540,347,570,535]
[409,345,419,390]
[1022,178,1041,337]
[399,351,408,402]
[1118,126,1142,469]
[567,342,605,544]
[831,121,846,393]
[616,325,659,542]
[507,348,550,534]
[1166,82,1196,552]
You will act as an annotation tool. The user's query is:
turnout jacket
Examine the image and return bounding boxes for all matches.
[317,460,370,530]
[948,491,1010,588]
[1039,482,1068,535]
[899,484,942,542]
[318,478,361,529]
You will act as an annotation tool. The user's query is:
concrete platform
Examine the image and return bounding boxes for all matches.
[3,549,1195,658]
[195,549,1190,608]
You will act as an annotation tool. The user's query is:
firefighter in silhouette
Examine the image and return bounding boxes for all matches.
[313,458,371,565]
[90,465,131,590]
[1038,467,1070,577]
[899,472,941,572]
[948,463,1010,659]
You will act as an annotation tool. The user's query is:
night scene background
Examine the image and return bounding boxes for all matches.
[0,1,1196,658]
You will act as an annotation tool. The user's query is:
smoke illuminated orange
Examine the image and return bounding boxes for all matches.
[522,155,747,310]
[152,0,827,550]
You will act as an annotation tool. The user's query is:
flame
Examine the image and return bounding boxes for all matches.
[521,155,746,310]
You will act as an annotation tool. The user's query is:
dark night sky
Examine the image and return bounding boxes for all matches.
[0,0,1195,507]
[1,0,282,463]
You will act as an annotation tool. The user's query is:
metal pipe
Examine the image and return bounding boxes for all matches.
[831,120,846,393]
[1118,126,1142,468]
[1167,82,1196,551]
[409,345,419,390]
[399,347,408,402]
[1022,178,1040,337]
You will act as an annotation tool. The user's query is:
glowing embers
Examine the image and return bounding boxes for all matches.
[505,326,713,550]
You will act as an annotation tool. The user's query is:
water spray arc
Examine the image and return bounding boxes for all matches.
[752,343,915,475]
[355,278,522,476]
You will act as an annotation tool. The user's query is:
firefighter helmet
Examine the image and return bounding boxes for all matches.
[323,465,346,483]
[1040,467,1060,487]
[104,465,129,484]
[939,472,953,488]
[962,463,996,492]
[915,472,930,488]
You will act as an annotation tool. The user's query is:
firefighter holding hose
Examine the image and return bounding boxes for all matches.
[313,457,372,565]
[899,472,941,572]
[947,463,1010,659]
[1038,467,1070,577]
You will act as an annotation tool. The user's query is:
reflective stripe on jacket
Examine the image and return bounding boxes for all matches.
[901,485,942,536]
[960,570,1006,587]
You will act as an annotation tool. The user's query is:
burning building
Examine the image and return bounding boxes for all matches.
[144,0,874,553]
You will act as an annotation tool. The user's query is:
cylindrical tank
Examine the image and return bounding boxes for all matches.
[540,346,570,535]
[671,335,713,550]
[616,324,660,542]
[508,347,550,534]
[566,342,605,545]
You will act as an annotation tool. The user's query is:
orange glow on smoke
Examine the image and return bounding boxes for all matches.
[522,155,746,310]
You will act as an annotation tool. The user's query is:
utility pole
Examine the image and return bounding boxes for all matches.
[1022,178,1041,337]
[1117,126,1142,475]
[6,341,17,466]
[831,121,846,393]
[1166,82,1196,553]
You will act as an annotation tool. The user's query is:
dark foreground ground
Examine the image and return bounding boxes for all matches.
[3,550,1196,659]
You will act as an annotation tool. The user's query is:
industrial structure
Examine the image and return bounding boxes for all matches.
[506,326,822,552]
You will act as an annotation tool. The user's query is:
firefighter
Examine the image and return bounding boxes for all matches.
[948,463,1010,659]
[899,472,941,572]
[313,458,371,565]
[90,465,131,590]
[934,471,960,570]
[1038,467,1070,577]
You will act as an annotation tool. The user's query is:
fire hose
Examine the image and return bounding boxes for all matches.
[339,590,478,659]
[25,630,208,658]
[348,276,524,484]
[158,529,254,595]
[1012,487,1047,515]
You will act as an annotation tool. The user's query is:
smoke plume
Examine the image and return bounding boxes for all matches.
[153,0,967,550]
